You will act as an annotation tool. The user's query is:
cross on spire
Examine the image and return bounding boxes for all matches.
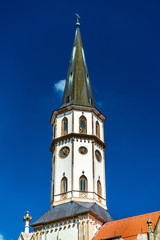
[75,13,80,26]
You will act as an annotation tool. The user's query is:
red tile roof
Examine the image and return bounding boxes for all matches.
[93,211,160,240]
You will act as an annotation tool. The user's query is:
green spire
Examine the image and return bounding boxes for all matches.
[61,21,95,108]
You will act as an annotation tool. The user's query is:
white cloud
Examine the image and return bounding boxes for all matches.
[54,79,66,93]
[96,101,103,107]
[0,233,5,240]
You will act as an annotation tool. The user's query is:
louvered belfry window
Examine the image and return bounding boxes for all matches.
[61,117,68,136]
[79,115,87,134]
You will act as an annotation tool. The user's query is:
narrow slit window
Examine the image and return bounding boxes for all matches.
[97,180,102,196]
[66,96,70,103]
[96,121,100,138]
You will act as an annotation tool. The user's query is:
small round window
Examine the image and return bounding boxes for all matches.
[95,150,102,162]
[79,146,88,155]
[59,146,70,158]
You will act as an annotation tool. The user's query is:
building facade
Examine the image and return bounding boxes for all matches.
[27,18,112,240]
[18,19,160,240]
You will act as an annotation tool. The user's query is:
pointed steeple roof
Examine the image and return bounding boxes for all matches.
[61,22,95,108]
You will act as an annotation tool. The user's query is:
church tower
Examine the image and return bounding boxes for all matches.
[50,18,106,210]
[31,17,113,240]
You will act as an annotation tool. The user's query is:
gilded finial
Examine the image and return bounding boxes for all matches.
[75,13,80,26]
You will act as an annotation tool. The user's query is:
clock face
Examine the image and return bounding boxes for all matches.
[95,150,102,162]
[79,146,88,155]
[59,146,70,158]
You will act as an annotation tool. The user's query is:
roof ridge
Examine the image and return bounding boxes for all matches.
[110,210,160,223]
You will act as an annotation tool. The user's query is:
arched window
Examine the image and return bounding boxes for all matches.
[97,180,102,197]
[79,115,87,134]
[96,121,100,138]
[53,123,56,139]
[79,175,88,192]
[61,117,68,136]
[61,177,68,193]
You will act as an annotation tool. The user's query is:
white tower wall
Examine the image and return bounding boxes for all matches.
[50,107,107,209]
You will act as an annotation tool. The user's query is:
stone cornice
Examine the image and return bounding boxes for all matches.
[50,133,106,152]
[50,105,106,125]
[53,190,106,201]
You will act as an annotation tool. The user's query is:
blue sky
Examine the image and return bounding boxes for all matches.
[0,0,160,239]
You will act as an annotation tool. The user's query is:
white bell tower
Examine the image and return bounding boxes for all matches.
[50,20,107,210]
[30,17,113,240]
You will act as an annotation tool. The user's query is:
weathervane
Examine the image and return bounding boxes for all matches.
[75,13,80,26]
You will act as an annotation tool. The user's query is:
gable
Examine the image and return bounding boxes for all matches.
[93,211,160,240]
